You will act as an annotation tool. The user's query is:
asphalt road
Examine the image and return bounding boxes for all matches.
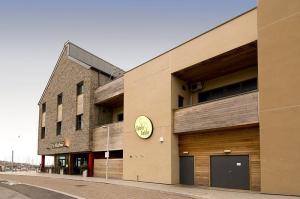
[0,186,30,199]
[0,180,75,199]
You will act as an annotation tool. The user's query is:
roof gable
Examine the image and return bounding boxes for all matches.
[38,41,125,105]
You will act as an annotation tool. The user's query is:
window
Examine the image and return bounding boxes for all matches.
[57,93,63,105]
[41,127,45,139]
[198,78,257,103]
[76,114,83,130]
[117,113,124,122]
[178,95,184,108]
[56,122,62,135]
[77,81,84,95]
[42,103,46,113]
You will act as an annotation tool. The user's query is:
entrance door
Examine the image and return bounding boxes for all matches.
[72,154,88,175]
[210,155,249,190]
[180,156,194,185]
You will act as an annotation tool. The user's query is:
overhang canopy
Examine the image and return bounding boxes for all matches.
[173,41,257,84]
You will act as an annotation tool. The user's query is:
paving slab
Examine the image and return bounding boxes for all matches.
[0,173,195,199]
[0,172,299,199]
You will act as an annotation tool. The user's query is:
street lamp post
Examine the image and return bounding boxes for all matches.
[102,125,110,181]
[11,150,14,172]
[11,135,21,172]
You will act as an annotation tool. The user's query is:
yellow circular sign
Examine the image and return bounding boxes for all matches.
[134,116,153,139]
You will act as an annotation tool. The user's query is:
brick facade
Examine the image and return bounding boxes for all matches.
[38,45,112,155]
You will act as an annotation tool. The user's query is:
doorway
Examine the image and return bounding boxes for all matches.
[72,154,88,175]
[180,156,194,185]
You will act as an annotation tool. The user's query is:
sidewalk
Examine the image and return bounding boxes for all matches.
[1,171,299,199]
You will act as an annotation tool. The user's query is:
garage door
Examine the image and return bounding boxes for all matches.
[210,155,249,190]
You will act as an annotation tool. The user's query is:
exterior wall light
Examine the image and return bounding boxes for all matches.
[159,137,164,143]
[64,139,70,147]
[224,149,231,154]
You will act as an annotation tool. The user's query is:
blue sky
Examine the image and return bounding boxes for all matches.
[0,0,256,164]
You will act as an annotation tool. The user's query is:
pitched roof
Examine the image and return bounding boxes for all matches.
[38,41,125,105]
[68,42,124,77]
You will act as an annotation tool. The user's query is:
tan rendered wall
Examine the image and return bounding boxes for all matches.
[170,9,257,73]
[123,53,176,184]
[258,0,300,195]
[172,76,190,108]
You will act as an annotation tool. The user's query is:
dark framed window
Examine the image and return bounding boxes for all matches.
[117,113,124,122]
[41,127,46,139]
[77,81,84,96]
[198,78,257,103]
[57,93,63,105]
[178,95,184,108]
[76,114,83,130]
[56,122,62,135]
[42,103,46,113]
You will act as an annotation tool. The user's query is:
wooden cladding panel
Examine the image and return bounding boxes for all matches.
[174,92,258,133]
[95,77,124,104]
[94,159,123,179]
[179,127,260,191]
[93,122,123,151]
[76,94,84,115]
[41,113,46,127]
[57,104,63,122]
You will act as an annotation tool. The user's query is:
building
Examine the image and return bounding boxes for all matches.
[38,0,300,196]
[38,42,124,176]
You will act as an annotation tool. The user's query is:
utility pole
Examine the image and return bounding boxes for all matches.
[11,150,14,172]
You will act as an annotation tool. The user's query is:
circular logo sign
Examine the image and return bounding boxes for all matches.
[134,116,153,139]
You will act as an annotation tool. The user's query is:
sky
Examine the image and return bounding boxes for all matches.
[0,0,256,165]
